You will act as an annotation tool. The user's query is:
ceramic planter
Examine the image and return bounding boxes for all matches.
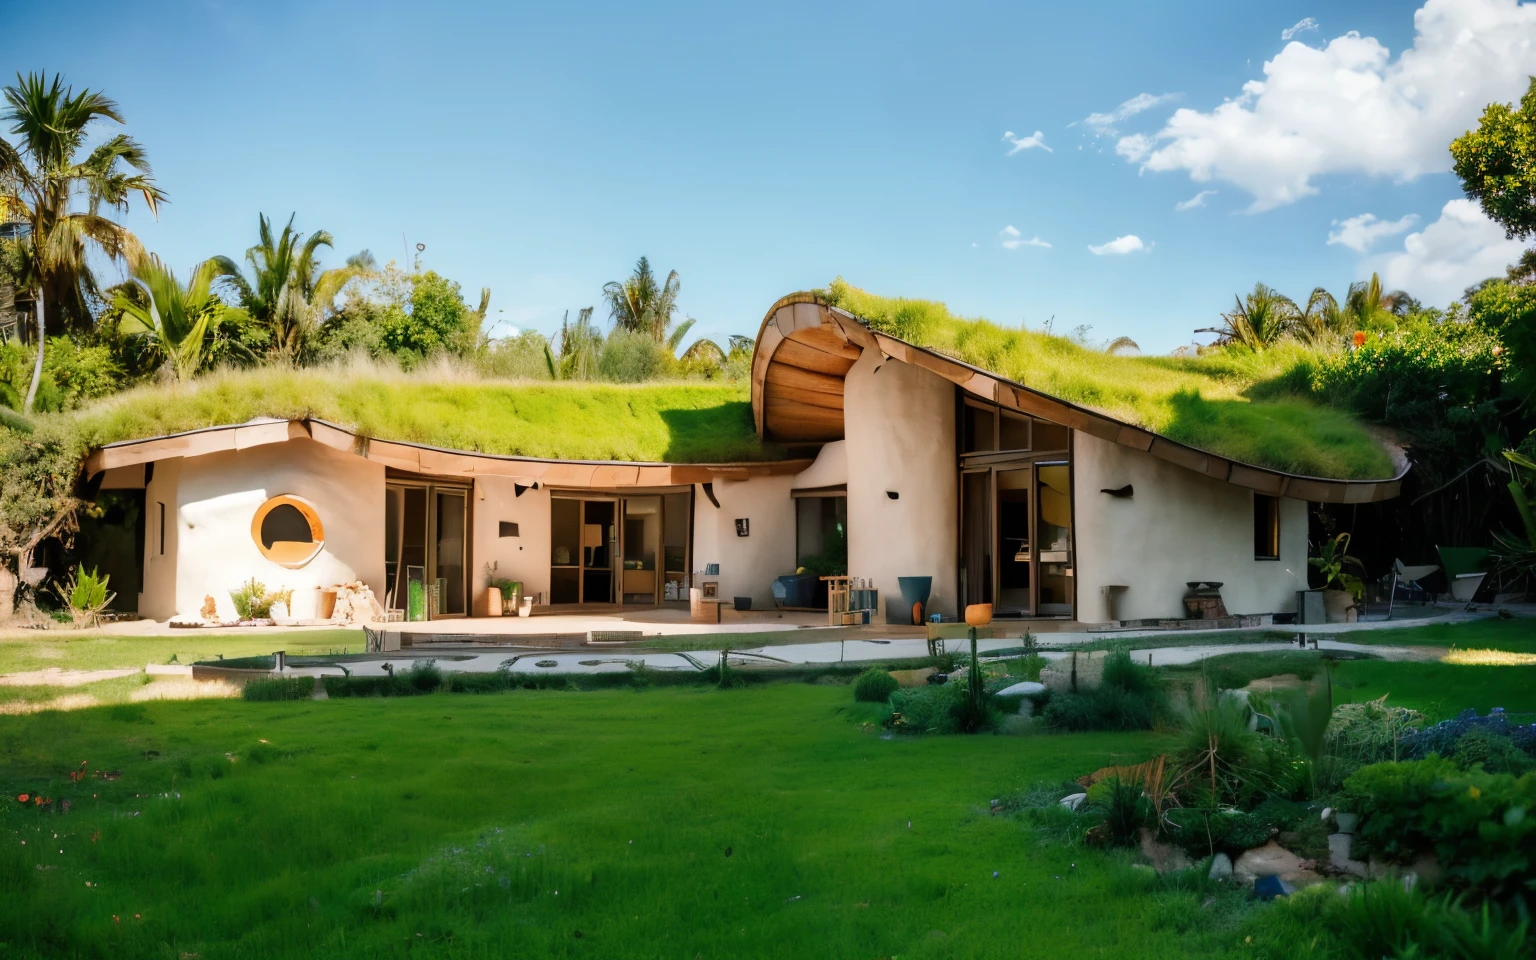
[1323,589,1355,623]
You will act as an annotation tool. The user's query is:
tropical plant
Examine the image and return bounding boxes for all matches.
[1198,283,1297,350]
[1310,531,1366,599]
[1256,672,1333,797]
[218,213,363,364]
[0,420,83,622]
[1344,273,1415,330]
[1293,287,1346,346]
[1492,449,1536,584]
[602,256,680,342]
[0,72,165,411]
[544,307,602,380]
[852,667,898,703]
[229,577,292,620]
[113,255,240,380]
[1452,76,1536,241]
[49,563,113,627]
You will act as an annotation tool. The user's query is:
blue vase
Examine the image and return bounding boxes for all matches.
[896,576,933,626]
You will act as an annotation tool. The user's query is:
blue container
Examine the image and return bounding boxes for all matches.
[776,575,816,608]
[896,576,933,626]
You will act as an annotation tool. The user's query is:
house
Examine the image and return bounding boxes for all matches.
[80,292,1407,625]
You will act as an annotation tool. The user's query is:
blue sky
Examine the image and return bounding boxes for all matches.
[7,0,1533,352]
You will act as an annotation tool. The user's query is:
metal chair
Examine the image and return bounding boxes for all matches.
[1385,558,1439,618]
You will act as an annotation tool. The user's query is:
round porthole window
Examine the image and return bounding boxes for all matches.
[251,495,326,569]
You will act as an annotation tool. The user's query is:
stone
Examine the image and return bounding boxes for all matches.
[1058,792,1088,812]
[1328,833,1369,878]
[1252,874,1293,900]
[995,681,1046,698]
[1208,853,1233,880]
[200,595,219,621]
[1234,841,1313,884]
[1139,827,1193,874]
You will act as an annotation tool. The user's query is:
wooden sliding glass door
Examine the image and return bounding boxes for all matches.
[551,492,691,606]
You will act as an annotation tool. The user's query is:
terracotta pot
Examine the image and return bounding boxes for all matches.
[316,588,338,620]
[1323,589,1354,623]
[964,603,993,627]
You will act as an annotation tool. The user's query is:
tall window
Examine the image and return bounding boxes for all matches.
[1253,494,1280,560]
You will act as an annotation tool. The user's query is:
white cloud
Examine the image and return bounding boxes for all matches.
[1175,189,1218,211]
[1002,130,1053,154]
[1368,199,1525,303]
[1000,225,1051,250]
[1281,17,1319,40]
[1326,212,1419,252]
[1080,92,1178,135]
[1088,234,1149,255]
[1118,0,1536,211]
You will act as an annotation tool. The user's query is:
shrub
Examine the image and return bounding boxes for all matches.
[852,667,898,703]
[598,330,669,383]
[1041,650,1166,733]
[1454,727,1532,775]
[1086,777,1153,847]
[1344,758,1536,898]
[229,579,293,619]
[49,564,114,627]
[1170,697,1266,808]
[242,676,315,701]
[887,683,995,735]
[1312,881,1530,960]
[406,659,443,692]
[1401,708,1536,763]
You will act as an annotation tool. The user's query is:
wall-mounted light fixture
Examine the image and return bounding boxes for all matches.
[886,490,900,500]
[735,518,750,537]
[499,521,520,537]
[1099,484,1134,499]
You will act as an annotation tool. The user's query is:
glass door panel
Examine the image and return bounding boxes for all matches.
[996,468,1032,617]
[581,500,616,604]
[550,498,581,603]
[662,492,690,601]
[621,497,661,604]
[434,490,467,616]
[960,470,992,607]
[1037,464,1073,616]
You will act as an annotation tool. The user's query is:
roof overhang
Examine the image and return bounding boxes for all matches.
[750,293,1407,504]
[83,417,811,488]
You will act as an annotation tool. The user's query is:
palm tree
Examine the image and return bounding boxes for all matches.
[114,255,239,381]
[218,213,362,364]
[602,256,681,342]
[0,72,165,411]
[1344,273,1415,329]
[1293,287,1346,346]
[1197,283,1298,350]
[1507,249,1536,283]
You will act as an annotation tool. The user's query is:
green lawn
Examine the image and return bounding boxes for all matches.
[0,628,362,676]
[2,621,1532,958]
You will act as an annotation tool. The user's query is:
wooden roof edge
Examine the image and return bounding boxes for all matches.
[750,295,1410,502]
[83,417,809,481]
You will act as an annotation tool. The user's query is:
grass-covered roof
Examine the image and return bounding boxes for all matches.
[69,364,783,464]
[819,280,1397,480]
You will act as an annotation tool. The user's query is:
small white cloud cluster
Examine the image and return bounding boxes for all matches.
[1079,92,1178,136]
[1000,225,1051,250]
[1281,17,1319,41]
[1326,213,1419,252]
[1001,130,1052,155]
[1088,235,1149,256]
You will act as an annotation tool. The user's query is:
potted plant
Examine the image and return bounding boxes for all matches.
[1310,533,1365,623]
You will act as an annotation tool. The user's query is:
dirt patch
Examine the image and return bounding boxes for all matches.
[0,668,138,687]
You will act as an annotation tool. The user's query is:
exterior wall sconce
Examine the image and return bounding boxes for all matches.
[1099,484,1134,498]
[886,490,900,500]
[735,518,750,537]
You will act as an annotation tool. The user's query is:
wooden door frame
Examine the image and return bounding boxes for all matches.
[385,477,473,619]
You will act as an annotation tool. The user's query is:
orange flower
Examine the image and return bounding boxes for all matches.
[1352,331,1367,347]
[16,794,28,803]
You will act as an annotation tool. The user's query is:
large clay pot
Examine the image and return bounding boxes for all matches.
[965,603,994,627]
[1323,589,1354,623]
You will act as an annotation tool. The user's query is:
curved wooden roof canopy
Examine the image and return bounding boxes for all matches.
[751,293,1407,504]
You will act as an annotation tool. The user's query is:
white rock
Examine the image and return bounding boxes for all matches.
[1208,853,1233,880]
[1059,792,1088,811]
[996,681,1046,697]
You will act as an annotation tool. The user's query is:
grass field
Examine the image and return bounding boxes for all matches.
[60,364,781,463]
[1,621,1530,958]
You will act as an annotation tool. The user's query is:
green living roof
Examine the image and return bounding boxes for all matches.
[70,366,782,464]
[819,280,1398,481]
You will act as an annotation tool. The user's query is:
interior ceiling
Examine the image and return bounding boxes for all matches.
[760,325,860,443]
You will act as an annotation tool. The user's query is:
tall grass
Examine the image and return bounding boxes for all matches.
[61,358,779,463]
[821,280,1394,479]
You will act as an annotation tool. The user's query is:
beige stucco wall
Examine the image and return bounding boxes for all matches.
[470,478,552,605]
[842,350,959,620]
[1073,431,1308,622]
[791,440,847,490]
[152,438,385,621]
[693,475,797,609]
